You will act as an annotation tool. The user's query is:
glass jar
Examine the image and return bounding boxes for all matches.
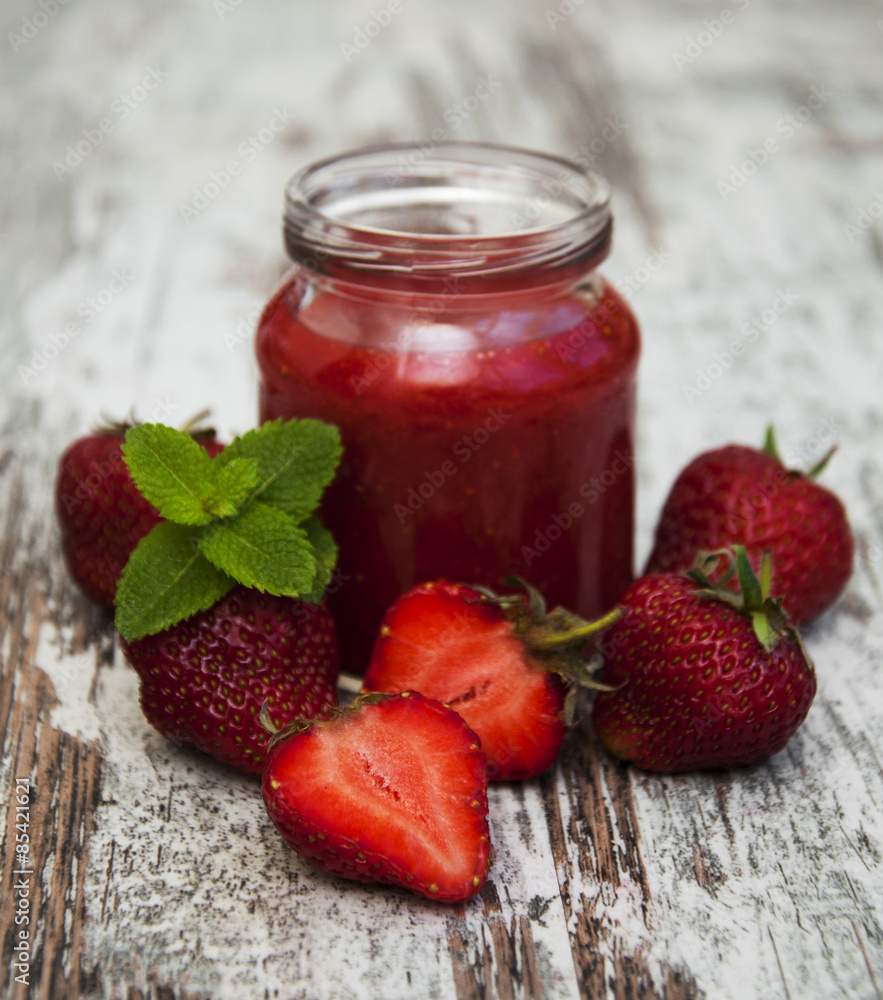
[257,142,640,669]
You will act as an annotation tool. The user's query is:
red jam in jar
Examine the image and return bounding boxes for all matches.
[257,143,640,669]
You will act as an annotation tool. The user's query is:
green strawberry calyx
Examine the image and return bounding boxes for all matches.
[686,545,811,661]
[763,424,837,479]
[114,417,342,641]
[260,691,392,750]
[469,576,623,724]
[94,408,219,443]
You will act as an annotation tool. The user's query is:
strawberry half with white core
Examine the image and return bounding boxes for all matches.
[114,418,343,774]
[261,691,491,903]
[362,579,622,780]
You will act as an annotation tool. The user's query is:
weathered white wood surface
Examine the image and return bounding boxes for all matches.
[2,0,882,997]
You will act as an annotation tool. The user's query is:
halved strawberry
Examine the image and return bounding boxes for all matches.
[261,691,490,903]
[362,580,620,780]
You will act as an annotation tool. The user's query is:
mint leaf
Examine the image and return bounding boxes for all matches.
[198,502,316,596]
[123,424,218,525]
[206,457,259,518]
[123,424,259,524]
[116,417,343,638]
[115,522,234,640]
[302,515,338,603]
[217,419,342,522]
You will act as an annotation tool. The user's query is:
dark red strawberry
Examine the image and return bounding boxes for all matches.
[121,587,339,775]
[592,548,817,772]
[262,691,490,902]
[645,428,853,624]
[55,420,223,607]
[362,579,620,780]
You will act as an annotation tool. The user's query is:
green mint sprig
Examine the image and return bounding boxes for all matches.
[115,418,342,641]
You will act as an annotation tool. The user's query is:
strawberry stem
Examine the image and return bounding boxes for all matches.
[259,700,279,735]
[534,607,624,649]
[462,578,623,708]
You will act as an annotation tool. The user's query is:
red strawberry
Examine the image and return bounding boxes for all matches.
[645,428,853,624]
[592,548,817,772]
[362,579,620,781]
[56,420,224,607]
[261,691,491,902]
[121,586,339,774]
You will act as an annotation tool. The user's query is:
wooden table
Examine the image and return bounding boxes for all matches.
[2,1,882,997]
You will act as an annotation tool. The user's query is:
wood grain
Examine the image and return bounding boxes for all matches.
[0,440,104,1000]
[2,0,882,997]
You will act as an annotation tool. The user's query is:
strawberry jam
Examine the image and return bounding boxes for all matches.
[257,144,640,668]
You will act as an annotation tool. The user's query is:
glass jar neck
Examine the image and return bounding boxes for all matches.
[283,142,612,295]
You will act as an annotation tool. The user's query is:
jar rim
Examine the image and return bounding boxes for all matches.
[283,141,612,281]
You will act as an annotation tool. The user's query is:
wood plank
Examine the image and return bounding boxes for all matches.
[1,0,882,997]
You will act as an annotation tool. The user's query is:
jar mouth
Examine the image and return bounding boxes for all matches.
[283,141,612,282]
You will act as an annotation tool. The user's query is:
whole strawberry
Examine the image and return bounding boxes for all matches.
[112,417,344,774]
[55,419,223,607]
[362,579,620,780]
[592,547,817,772]
[121,587,338,774]
[262,691,491,902]
[645,428,853,624]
